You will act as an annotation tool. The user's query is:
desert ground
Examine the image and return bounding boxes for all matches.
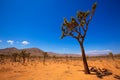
[0,57,120,80]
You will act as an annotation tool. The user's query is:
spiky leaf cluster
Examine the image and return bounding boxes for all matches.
[61,2,97,43]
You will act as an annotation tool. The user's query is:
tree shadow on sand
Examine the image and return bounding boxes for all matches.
[113,75,120,80]
[77,66,120,79]
[89,66,112,79]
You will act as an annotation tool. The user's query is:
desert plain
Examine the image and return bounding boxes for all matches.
[0,57,120,80]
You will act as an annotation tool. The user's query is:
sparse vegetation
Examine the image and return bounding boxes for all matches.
[109,52,114,60]
[0,54,5,63]
[20,50,28,64]
[27,52,31,62]
[0,50,120,80]
[12,52,18,62]
[42,52,48,65]
[0,53,120,80]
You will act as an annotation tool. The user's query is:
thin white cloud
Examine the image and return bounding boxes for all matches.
[86,49,112,55]
[21,41,30,45]
[0,40,2,43]
[63,48,69,51]
[7,40,14,45]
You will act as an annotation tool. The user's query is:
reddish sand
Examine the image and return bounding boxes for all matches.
[0,58,120,80]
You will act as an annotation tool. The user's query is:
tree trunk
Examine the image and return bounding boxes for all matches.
[43,56,45,65]
[27,56,30,62]
[23,57,25,64]
[79,42,90,74]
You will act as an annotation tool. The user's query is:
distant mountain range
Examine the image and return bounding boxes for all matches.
[1,47,118,57]
[0,47,43,56]
[0,47,81,57]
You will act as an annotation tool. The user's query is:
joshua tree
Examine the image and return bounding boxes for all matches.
[42,52,48,65]
[60,2,97,74]
[12,52,18,62]
[0,54,5,63]
[20,50,27,64]
[52,55,56,61]
[65,55,69,62]
[38,56,42,61]
[69,56,73,61]
[18,53,21,62]
[27,52,31,62]
[109,52,114,60]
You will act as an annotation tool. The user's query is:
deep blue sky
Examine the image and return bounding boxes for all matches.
[0,0,120,54]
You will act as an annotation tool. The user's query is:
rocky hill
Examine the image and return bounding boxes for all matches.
[0,47,81,57]
[0,47,43,56]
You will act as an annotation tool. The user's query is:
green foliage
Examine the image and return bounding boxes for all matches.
[92,2,97,15]
[60,2,97,41]
[77,10,90,21]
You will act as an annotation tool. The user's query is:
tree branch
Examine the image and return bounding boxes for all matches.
[83,15,93,38]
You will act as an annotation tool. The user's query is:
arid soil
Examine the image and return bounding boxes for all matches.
[0,58,120,80]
